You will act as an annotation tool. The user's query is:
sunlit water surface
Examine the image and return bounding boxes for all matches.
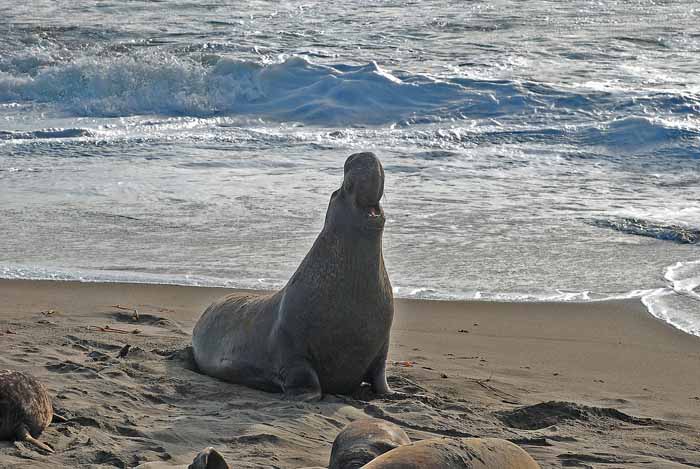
[1,1,699,334]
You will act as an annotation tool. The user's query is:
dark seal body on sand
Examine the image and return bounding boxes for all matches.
[193,152,393,400]
[0,369,54,453]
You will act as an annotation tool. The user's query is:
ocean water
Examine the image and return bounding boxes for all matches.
[1,1,698,335]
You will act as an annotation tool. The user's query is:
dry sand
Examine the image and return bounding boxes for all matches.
[1,279,699,468]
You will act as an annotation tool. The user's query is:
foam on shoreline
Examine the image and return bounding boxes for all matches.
[3,262,698,338]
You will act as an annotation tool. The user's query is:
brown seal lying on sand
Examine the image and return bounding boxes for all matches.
[192,152,394,400]
[0,369,54,453]
[329,419,411,469]
[361,437,541,469]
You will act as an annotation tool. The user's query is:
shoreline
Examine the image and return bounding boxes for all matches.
[1,275,697,338]
[1,278,700,468]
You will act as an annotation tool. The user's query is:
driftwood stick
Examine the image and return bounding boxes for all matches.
[87,325,141,335]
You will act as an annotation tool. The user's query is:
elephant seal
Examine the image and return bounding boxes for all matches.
[134,447,230,468]
[193,152,393,400]
[360,437,541,469]
[329,419,410,469]
[0,369,54,453]
[189,447,230,469]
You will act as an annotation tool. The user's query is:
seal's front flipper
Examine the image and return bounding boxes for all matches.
[282,364,322,402]
[364,342,391,395]
[17,424,54,453]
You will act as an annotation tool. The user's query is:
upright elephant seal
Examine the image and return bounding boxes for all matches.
[0,369,54,453]
[193,152,393,400]
[360,437,541,469]
[329,419,411,469]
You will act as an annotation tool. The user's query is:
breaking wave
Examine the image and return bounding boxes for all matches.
[2,54,699,133]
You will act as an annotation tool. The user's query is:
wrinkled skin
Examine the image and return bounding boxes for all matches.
[192,152,393,400]
[361,437,541,469]
[329,419,411,469]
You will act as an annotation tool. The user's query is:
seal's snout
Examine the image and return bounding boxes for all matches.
[343,152,385,210]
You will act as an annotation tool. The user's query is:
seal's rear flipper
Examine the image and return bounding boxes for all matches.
[17,424,54,453]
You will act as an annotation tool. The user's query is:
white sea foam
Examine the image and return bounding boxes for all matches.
[641,261,700,337]
[0,265,242,289]
[582,116,699,151]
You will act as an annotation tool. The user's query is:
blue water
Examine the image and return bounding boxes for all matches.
[1,1,699,335]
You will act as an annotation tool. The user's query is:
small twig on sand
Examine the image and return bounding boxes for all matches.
[87,325,141,335]
[51,414,68,424]
[392,360,417,368]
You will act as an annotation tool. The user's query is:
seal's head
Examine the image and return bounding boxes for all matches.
[329,419,410,469]
[325,152,385,234]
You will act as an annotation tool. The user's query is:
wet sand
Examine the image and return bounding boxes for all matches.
[1,279,699,468]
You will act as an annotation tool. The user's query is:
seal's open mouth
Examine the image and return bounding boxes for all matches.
[363,204,385,231]
[367,205,382,218]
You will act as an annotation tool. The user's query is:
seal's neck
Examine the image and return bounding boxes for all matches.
[286,226,387,295]
[322,225,384,268]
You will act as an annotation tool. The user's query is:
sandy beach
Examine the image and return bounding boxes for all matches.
[1,278,699,468]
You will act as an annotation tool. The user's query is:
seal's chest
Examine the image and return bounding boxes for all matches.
[315,303,391,369]
[320,301,392,340]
